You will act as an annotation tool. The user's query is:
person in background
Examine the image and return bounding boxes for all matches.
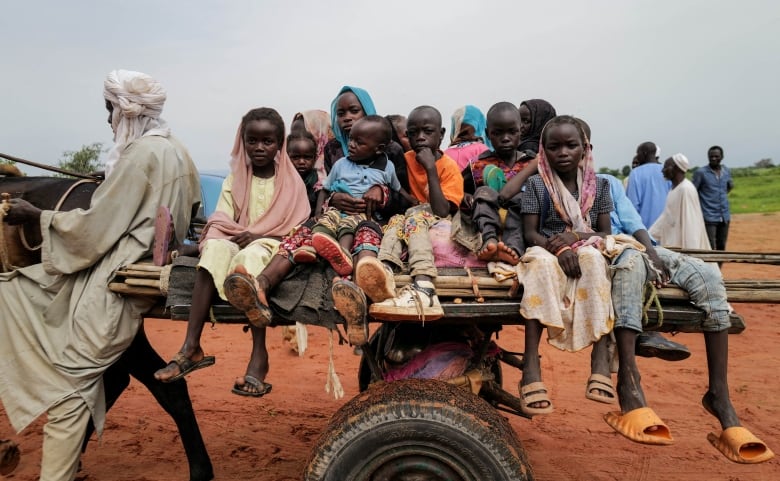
[649,154,711,250]
[626,141,670,228]
[517,99,557,155]
[385,114,411,152]
[444,105,489,171]
[692,145,733,251]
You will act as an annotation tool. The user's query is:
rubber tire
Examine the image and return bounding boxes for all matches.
[304,378,534,481]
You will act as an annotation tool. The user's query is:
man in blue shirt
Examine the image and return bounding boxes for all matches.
[692,146,733,251]
[626,142,671,228]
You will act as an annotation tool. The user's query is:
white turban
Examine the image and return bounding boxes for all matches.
[103,70,170,176]
[672,153,690,172]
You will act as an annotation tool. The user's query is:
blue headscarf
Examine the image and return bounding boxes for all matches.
[330,86,377,150]
[450,105,489,149]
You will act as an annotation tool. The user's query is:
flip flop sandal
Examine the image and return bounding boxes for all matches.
[585,373,617,404]
[161,352,216,383]
[519,381,554,416]
[707,426,775,464]
[224,272,273,328]
[232,375,272,398]
[604,407,674,445]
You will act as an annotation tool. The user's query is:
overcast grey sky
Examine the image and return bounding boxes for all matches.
[1,1,778,175]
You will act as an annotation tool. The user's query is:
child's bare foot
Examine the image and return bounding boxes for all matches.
[477,238,499,261]
[496,242,520,265]
[478,239,520,265]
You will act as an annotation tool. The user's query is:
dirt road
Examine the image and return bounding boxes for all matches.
[2,213,779,480]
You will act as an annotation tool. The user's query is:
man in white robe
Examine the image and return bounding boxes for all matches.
[0,70,200,481]
[649,153,711,250]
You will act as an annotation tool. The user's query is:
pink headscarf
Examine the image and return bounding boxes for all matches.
[536,119,597,234]
[200,120,311,245]
[298,110,334,190]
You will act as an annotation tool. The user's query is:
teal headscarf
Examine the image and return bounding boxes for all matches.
[330,86,377,150]
[450,105,487,148]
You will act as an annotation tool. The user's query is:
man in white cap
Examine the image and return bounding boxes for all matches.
[0,70,200,480]
[649,153,711,249]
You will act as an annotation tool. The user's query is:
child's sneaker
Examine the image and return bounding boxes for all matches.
[291,245,317,264]
[369,280,444,321]
[332,279,368,346]
[354,256,396,303]
[312,232,353,276]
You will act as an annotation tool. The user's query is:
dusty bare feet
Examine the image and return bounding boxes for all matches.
[477,238,499,261]
[478,239,520,265]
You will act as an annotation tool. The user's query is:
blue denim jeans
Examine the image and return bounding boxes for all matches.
[610,247,730,332]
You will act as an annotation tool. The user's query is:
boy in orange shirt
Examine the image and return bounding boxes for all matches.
[355,106,464,320]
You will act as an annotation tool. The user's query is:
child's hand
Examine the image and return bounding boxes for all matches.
[363,185,384,218]
[330,192,366,215]
[545,233,575,253]
[557,250,581,278]
[647,248,671,287]
[416,147,437,171]
[230,231,259,248]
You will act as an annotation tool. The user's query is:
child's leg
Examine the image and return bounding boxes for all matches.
[232,325,272,397]
[336,213,364,256]
[155,238,237,381]
[224,239,279,328]
[312,209,354,276]
[499,194,525,262]
[519,318,552,413]
[154,267,218,382]
[472,186,502,259]
[370,206,443,320]
[352,221,395,302]
[377,214,407,271]
[280,220,316,264]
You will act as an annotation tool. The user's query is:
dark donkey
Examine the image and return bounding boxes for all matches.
[0,176,214,481]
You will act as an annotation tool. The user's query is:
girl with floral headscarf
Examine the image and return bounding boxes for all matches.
[516,115,614,416]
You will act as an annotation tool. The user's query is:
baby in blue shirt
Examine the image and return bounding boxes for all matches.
[311,115,409,275]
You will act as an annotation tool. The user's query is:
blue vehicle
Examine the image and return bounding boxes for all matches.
[186,170,226,244]
[196,170,227,219]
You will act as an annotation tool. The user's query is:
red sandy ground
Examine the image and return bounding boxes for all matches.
[2,213,779,481]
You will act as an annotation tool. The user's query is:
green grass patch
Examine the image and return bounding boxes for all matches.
[727,166,780,213]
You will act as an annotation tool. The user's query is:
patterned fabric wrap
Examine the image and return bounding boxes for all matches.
[352,221,383,254]
[278,223,313,255]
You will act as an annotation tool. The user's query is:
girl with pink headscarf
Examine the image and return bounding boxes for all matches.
[155,107,310,398]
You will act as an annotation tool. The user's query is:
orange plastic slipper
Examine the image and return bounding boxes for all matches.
[707,426,775,464]
[604,407,674,445]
